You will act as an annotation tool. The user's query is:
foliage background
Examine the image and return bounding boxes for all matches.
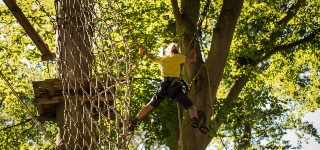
[0,0,319,149]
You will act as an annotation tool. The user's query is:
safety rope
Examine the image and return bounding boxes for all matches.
[186,0,211,55]
[177,0,211,148]
[0,69,56,147]
[34,0,57,28]
[183,0,212,92]
[177,102,183,150]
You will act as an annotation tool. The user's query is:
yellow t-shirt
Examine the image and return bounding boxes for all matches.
[155,54,186,78]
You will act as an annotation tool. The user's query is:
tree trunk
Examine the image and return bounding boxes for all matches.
[171,0,210,149]
[172,0,244,149]
[238,122,252,149]
[55,0,93,149]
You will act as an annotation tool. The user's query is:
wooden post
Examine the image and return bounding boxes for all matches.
[3,0,54,61]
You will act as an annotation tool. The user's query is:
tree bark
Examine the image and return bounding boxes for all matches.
[207,0,244,107]
[238,122,252,149]
[172,0,244,149]
[55,0,93,149]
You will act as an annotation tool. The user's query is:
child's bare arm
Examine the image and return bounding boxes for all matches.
[140,48,156,61]
[186,49,196,62]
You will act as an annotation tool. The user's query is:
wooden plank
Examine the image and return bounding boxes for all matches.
[34,96,64,104]
[52,79,63,91]
[34,78,115,92]
[32,81,41,97]
[34,93,113,105]
[36,80,48,89]
[3,0,54,61]
[46,80,55,96]
[37,115,56,123]
[32,78,116,103]
[35,104,43,115]
[42,104,55,114]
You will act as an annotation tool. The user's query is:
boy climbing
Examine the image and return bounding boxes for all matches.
[129,43,200,132]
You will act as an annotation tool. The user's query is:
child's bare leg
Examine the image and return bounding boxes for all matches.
[129,104,154,131]
[188,105,198,119]
[188,105,200,128]
[135,104,154,120]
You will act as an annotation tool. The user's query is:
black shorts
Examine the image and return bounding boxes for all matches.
[148,80,194,110]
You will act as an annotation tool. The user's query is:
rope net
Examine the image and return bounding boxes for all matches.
[54,0,137,149]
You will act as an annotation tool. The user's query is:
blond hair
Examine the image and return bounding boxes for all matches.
[166,43,179,54]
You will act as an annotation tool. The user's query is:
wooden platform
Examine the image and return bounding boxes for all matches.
[32,78,115,123]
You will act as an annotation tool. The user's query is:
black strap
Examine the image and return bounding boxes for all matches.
[186,0,211,53]
[180,80,189,94]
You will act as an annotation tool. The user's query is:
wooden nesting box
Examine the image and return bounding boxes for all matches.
[32,78,115,123]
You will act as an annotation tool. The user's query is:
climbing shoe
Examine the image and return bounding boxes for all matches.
[199,125,209,134]
[191,117,200,128]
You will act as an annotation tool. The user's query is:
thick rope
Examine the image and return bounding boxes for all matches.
[177,102,183,150]
[0,69,56,147]
[186,0,211,55]
[54,0,140,148]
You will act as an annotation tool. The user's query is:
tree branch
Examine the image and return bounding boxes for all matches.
[207,0,244,100]
[215,24,319,144]
[225,75,249,101]
[0,119,32,131]
[206,1,244,142]
[277,0,305,26]
[226,27,320,105]
[266,0,305,45]
[238,0,306,67]
[210,0,317,145]
[254,27,320,65]
[170,0,181,22]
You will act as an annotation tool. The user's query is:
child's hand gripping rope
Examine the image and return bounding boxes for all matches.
[139,48,145,55]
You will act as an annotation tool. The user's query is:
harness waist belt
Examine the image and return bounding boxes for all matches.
[163,77,178,82]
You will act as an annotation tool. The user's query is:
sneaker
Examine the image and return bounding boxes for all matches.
[191,117,200,128]
[199,125,209,134]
